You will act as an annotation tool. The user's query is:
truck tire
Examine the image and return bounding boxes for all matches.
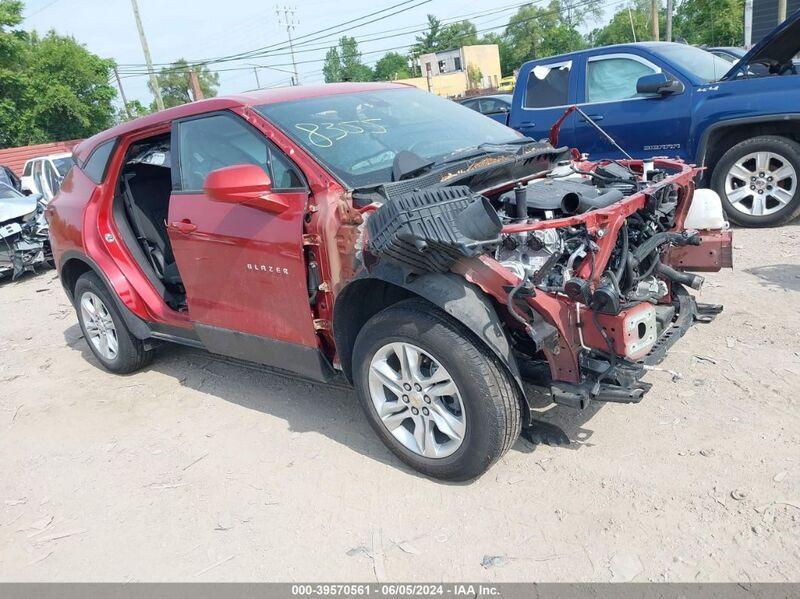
[711,135,800,227]
[352,298,521,480]
[73,271,154,374]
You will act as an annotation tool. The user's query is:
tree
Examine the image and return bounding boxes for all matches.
[149,59,219,110]
[1,0,117,148]
[322,47,341,83]
[411,14,443,55]
[467,64,482,87]
[504,1,586,66]
[588,0,666,46]
[374,52,410,80]
[117,99,151,122]
[437,20,478,50]
[673,0,744,46]
[322,36,373,82]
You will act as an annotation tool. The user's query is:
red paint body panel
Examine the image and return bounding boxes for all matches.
[667,230,733,271]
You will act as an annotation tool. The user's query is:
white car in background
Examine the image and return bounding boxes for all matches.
[20,152,73,200]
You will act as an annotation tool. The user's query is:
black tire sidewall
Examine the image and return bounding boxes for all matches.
[712,136,800,227]
[73,272,141,372]
[352,302,517,480]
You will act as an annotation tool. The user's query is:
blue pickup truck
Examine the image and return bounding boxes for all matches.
[507,10,800,227]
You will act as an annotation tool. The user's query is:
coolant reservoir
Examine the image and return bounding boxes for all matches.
[685,188,729,230]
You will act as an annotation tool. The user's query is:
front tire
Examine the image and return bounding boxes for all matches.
[73,271,154,374]
[352,299,521,481]
[712,135,800,227]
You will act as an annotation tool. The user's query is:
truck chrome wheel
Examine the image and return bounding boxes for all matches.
[80,291,119,361]
[725,151,797,217]
[368,342,466,459]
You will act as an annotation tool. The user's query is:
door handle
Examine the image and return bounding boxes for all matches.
[168,220,197,234]
[579,114,604,122]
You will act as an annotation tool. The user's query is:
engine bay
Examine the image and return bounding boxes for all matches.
[363,155,733,405]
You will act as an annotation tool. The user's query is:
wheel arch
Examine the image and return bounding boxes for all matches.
[58,251,152,340]
[333,265,525,402]
[698,115,800,184]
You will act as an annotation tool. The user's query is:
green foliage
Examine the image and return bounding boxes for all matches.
[0,1,117,148]
[504,1,586,66]
[322,36,374,82]
[374,52,410,81]
[411,14,443,55]
[412,17,480,55]
[466,63,482,86]
[673,0,744,45]
[149,58,219,110]
[480,32,516,77]
[589,3,652,45]
[117,99,151,122]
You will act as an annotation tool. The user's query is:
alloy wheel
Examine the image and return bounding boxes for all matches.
[80,291,119,361]
[368,342,466,459]
[725,151,797,217]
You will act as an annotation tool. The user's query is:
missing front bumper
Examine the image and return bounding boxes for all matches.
[548,285,722,410]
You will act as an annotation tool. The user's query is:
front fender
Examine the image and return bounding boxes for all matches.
[334,262,523,392]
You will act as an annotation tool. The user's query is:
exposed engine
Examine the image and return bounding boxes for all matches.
[0,195,51,280]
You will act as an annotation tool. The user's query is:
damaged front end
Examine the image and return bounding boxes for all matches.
[0,188,52,280]
[357,147,733,411]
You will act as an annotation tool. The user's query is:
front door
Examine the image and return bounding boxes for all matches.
[166,111,325,375]
[510,59,577,146]
[571,53,693,160]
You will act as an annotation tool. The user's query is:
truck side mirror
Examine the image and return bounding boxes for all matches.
[636,73,685,96]
[204,164,288,214]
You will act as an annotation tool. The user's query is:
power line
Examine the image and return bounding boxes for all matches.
[115,0,620,82]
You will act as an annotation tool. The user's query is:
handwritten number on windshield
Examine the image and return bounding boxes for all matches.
[294,119,387,148]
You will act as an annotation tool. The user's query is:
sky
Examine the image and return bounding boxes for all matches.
[20,0,615,109]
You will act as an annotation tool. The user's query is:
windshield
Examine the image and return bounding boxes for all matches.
[656,45,735,82]
[53,156,73,177]
[256,88,523,187]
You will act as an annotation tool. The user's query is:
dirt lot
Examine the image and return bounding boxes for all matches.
[1,225,799,582]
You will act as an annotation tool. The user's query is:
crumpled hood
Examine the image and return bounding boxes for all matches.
[722,8,800,80]
[0,195,38,224]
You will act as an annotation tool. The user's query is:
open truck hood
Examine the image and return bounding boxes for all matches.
[722,8,800,80]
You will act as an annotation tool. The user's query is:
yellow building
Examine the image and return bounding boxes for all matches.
[395,44,502,98]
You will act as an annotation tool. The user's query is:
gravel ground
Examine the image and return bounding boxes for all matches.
[1,225,799,582]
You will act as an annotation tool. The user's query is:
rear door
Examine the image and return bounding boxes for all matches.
[510,59,577,145]
[571,52,693,160]
[166,111,325,375]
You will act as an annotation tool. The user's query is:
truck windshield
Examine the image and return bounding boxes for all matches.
[656,45,735,82]
[256,88,522,187]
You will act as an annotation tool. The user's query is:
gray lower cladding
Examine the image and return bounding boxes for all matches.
[193,323,335,383]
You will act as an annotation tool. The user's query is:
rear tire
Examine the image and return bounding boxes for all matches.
[352,299,521,481]
[711,135,800,227]
[73,271,154,374]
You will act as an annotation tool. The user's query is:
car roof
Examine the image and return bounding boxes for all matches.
[462,94,512,102]
[520,41,694,65]
[74,82,408,164]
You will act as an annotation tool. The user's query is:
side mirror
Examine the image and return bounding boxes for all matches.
[203,164,288,214]
[636,73,685,96]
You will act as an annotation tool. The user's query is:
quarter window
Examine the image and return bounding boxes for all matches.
[586,56,658,103]
[23,162,32,177]
[524,61,571,109]
[177,113,304,192]
[83,139,117,183]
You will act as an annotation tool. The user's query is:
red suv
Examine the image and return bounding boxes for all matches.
[48,83,732,480]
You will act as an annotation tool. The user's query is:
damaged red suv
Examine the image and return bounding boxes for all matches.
[48,82,732,480]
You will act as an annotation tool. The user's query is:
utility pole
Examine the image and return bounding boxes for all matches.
[276,5,300,86]
[665,0,673,41]
[130,0,164,111]
[113,66,132,119]
[778,0,787,22]
[188,69,204,101]
[651,0,660,41]
[744,0,753,46]
[253,67,261,89]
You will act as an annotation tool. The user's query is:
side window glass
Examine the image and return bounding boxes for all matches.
[178,113,303,191]
[587,57,658,103]
[524,62,571,109]
[83,139,117,184]
[23,162,32,177]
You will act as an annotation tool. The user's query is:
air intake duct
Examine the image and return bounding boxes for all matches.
[561,188,624,215]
